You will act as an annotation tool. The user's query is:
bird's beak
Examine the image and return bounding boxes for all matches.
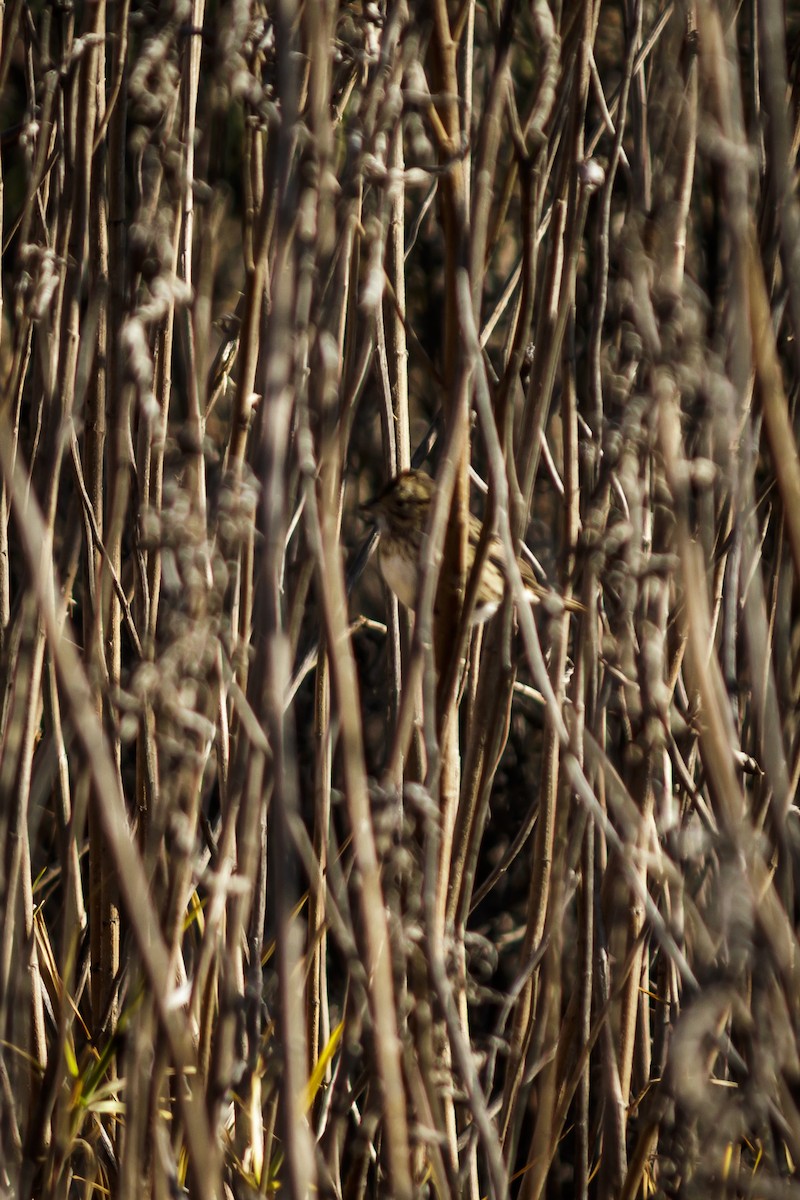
[359,495,384,532]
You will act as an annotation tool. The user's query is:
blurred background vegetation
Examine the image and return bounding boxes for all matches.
[2,0,800,1197]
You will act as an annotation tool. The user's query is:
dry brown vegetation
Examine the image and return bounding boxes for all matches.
[2,0,800,1197]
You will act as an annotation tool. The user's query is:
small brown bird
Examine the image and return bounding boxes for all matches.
[361,469,584,622]
[205,313,241,416]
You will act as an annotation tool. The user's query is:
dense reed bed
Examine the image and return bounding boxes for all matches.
[2,2,800,1197]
